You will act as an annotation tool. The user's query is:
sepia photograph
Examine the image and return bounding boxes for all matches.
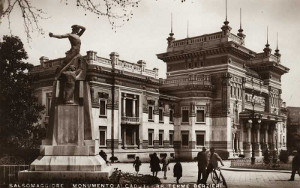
[0,0,300,187]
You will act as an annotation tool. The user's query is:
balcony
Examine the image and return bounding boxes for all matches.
[121,116,140,125]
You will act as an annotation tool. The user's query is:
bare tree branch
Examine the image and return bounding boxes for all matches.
[0,0,142,42]
[1,0,48,42]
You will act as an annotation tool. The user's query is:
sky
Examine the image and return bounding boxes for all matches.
[0,0,300,107]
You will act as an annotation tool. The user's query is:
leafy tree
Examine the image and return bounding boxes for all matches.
[0,35,45,152]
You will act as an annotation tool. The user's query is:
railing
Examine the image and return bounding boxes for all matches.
[254,53,279,63]
[0,165,29,185]
[172,32,223,48]
[229,33,242,44]
[95,56,111,65]
[121,117,140,124]
[230,159,291,170]
[162,74,212,87]
[91,57,157,78]
[43,59,64,68]
[35,54,158,78]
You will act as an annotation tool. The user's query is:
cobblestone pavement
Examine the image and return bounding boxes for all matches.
[111,161,300,188]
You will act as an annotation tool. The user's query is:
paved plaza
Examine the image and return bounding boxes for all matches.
[111,161,299,188]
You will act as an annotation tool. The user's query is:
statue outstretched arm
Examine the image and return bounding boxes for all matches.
[49,33,69,39]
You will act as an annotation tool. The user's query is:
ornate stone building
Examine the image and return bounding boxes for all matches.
[31,18,289,161]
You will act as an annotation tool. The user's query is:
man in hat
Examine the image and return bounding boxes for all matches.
[289,149,300,181]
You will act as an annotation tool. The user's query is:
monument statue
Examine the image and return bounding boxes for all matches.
[49,25,86,104]
[49,24,85,68]
[19,25,111,182]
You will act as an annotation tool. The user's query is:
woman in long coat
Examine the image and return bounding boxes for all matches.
[150,153,161,177]
[173,159,182,184]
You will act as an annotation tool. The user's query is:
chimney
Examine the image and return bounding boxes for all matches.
[137,60,146,72]
[86,51,97,62]
[110,52,119,70]
[39,56,49,68]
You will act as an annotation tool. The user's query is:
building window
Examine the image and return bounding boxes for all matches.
[99,99,107,117]
[148,129,154,146]
[46,92,52,116]
[196,131,205,146]
[182,107,189,123]
[234,87,236,97]
[169,109,174,123]
[159,108,164,123]
[169,131,174,146]
[196,106,205,123]
[148,106,154,121]
[181,131,189,146]
[159,130,164,146]
[99,126,106,146]
[125,98,133,117]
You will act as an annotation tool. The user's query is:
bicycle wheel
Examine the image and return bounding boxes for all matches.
[211,170,220,184]
[220,172,228,188]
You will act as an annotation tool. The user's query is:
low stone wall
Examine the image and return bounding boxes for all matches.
[230,159,292,170]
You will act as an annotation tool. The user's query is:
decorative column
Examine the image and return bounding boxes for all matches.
[269,124,276,151]
[243,122,252,158]
[133,127,137,147]
[254,123,262,157]
[123,127,127,148]
[133,95,137,117]
[122,94,126,117]
[262,123,269,152]
[232,133,236,154]
[274,124,278,151]
[237,134,241,153]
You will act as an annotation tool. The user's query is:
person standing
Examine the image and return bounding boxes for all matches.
[173,159,182,184]
[203,147,224,184]
[133,156,142,175]
[150,153,161,177]
[289,149,300,181]
[161,154,170,179]
[99,150,108,165]
[197,147,208,184]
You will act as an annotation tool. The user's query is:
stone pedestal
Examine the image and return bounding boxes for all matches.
[261,142,269,153]
[243,142,252,158]
[253,142,262,157]
[19,77,112,182]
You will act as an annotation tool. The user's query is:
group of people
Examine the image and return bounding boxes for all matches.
[132,153,171,179]
[133,152,182,183]
[149,153,170,179]
[196,147,224,184]
[100,148,223,184]
[146,147,224,184]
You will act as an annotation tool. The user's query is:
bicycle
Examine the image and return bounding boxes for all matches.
[211,167,228,188]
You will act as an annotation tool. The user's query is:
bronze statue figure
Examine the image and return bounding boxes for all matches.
[49,25,86,104]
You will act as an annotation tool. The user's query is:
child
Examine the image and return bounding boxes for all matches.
[133,156,142,175]
[173,159,182,184]
[161,154,170,179]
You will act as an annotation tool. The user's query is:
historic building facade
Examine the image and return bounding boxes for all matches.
[31,18,289,161]
[286,107,300,150]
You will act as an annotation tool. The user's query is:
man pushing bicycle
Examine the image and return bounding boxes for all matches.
[202,147,224,184]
